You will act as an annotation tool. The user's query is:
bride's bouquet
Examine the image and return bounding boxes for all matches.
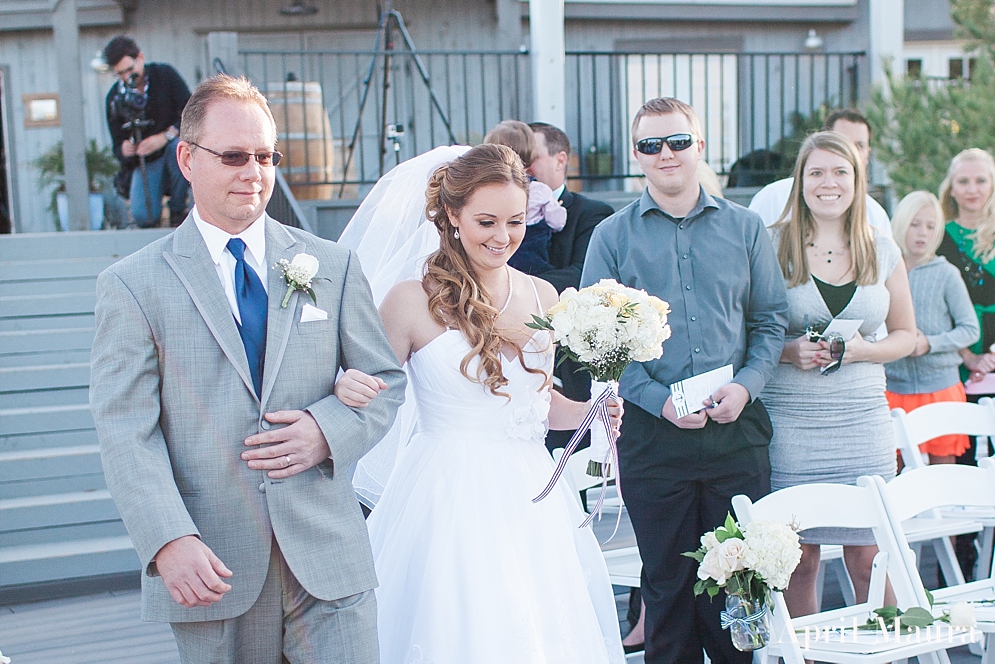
[683,514,801,651]
[529,279,671,525]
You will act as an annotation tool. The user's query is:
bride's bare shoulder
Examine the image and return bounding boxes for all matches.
[383,279,428,303]
[380,279,439,327]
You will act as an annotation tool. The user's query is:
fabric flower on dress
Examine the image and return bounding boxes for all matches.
[506,393,551,441]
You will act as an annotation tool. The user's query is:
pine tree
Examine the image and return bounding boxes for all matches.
[868,0,995,197]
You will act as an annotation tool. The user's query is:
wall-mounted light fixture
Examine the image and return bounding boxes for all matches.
[90,50,110,74]
[804,29,824,51]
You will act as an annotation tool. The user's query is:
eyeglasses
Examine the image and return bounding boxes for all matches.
[189,142,282,167]
[806,326,846,375]
[635,134,696,155]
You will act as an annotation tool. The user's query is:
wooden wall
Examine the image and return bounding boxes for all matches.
[0,0,874,233]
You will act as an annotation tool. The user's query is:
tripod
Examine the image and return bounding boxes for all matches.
[338,2,457,197]
[122,120,155,227]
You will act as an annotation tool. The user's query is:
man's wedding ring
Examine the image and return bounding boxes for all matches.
[283,455,291,468]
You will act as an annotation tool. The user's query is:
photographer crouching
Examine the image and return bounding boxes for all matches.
[103,36,191,228]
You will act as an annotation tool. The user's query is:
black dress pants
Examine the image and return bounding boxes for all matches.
[620,401,772,664]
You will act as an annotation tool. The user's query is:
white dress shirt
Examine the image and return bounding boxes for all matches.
[192,208,268,325]
[748,177,892,238]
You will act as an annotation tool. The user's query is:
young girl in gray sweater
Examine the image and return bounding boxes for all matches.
[885,191,980,463]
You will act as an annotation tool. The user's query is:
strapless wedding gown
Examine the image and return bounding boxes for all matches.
[366,326,625,664]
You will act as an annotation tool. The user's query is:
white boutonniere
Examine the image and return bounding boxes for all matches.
[276,253,319,308]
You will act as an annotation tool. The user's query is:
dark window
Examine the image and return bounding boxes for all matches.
[950,58,964,79]
[907,59,923,78]
[970,57,978,80]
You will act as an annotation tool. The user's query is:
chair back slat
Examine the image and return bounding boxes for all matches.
[882,464,995,524]
[895,401,995,445]
[733,483,880,532]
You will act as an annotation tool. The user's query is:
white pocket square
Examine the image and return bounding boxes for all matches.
[300,303,328,322]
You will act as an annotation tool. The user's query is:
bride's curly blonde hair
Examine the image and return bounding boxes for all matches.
[423,143,537,396]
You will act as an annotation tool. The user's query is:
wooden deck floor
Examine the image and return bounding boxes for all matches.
[0,589,179,663]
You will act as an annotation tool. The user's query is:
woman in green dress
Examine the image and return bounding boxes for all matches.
[935,147,995,577]
[937,149,995,397]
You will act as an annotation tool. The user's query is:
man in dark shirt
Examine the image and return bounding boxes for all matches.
[582,97,788,663]
[104,36,191,228]
[528,122,615,451]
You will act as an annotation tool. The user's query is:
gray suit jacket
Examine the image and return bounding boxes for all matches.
[90,216,406,622]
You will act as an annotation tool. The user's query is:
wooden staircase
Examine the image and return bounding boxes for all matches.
[0,229,169,600]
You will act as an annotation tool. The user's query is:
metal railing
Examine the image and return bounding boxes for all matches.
[240,48,865,197]
[566,51,864,189]
[241,48,530,198]
[267,167,315,233]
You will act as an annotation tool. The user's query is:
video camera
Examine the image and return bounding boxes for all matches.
[109,73,154,136]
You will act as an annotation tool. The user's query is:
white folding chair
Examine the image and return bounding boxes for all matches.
[733,479,955,664]
[872,465,995,662]
[892,400,995,580]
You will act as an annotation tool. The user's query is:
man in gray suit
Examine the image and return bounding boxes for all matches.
[90,74,406,663]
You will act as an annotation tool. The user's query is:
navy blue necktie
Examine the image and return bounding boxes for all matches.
[227,238,267,397]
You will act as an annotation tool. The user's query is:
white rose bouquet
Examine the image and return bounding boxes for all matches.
[684,513,801,602]
[683,514,801,651]
[529,279,671,527]
[529,278,672,383]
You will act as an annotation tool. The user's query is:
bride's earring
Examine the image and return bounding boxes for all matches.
[454,229,460,239]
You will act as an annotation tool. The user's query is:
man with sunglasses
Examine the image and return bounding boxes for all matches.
[90,74,406,663]
[749,108,892,237]
[582,97,788,663]
[103,36,191,228]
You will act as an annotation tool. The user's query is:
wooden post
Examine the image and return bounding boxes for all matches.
[529,0,565,128]
[52,0,90,231]
[869,0,904,91]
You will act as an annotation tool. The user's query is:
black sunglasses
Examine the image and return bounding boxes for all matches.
[805,326,845,375]
[635,134,696,155]
[189,142,283,167]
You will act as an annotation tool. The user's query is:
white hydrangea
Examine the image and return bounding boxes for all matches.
[741,520,802,591]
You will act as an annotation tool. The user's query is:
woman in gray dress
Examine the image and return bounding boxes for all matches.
[762,131,916,617]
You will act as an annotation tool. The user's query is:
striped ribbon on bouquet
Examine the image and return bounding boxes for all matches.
[720,605,769,630]
[532,382,624,540]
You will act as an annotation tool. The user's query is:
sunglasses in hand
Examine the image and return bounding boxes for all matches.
[189,142,283,167]
[635,133,696,155]
[805,327,845,375]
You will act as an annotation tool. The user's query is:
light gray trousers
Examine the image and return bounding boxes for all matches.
[170,540,378,664]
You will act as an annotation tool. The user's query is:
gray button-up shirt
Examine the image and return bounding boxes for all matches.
[581,187,788,418]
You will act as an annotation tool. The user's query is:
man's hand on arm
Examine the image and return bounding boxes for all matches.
[661,395,708,429]
[154,535,232,608]
[704,383,750,424]
[121,140,136,158]
[241,410,332,478]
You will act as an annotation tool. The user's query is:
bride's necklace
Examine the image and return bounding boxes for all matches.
[497,266,513,315]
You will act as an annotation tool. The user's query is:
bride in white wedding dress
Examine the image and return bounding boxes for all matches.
[335,144,625,664]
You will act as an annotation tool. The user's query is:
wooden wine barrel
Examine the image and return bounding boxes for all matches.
[265,82,335,200]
